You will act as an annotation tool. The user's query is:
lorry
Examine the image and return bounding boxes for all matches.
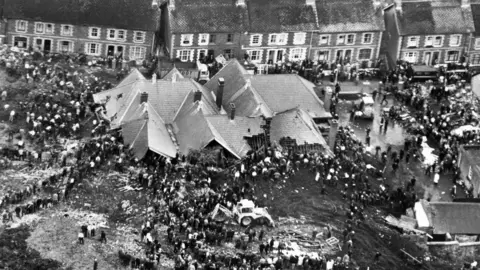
[210,199,275,227]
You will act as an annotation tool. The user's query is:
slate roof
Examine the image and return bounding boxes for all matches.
[162,67,185,81]
[205,115,264,158]
[3,0,159,31]
[175,109,239,158]
[395,0,475,35]
[168,0,249,33]
[429,202,480,234]
[471,3,480,36]
[121,103,177,159]
[270,108,331,154]
[315,0,384,33]
[205,60,331,120]
[247,0,318,32]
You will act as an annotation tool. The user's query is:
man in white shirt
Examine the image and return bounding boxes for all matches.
[78,231,84,244]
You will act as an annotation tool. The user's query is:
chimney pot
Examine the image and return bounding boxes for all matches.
[140,92,148,104]
[193,90,202,103]
[216,77,225,110]
[229,103,236,120]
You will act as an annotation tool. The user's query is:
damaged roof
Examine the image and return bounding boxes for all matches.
[3,0,159,31]
[205,59,331,119]
[121,102,177,159]
[429,202,480,234]
[168,0,249,33]
[315,0,385,33]
[395,0,474,35]
[270,107,331,154]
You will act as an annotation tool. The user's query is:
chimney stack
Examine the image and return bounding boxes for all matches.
[152,73,157,84]
[193,90,202,103]
[172,73,177,83]
[306,0,315,5]
[229,103,236,120]
[216,78,225,110]
[140,92,148,104]
[236,0,246,7]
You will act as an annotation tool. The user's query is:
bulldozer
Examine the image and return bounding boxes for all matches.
[210,199,275,227]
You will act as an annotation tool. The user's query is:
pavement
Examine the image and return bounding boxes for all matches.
[334,80,461,203]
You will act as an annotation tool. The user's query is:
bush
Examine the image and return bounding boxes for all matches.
[0,226,62,270]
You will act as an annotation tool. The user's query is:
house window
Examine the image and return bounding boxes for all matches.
[13,36,28,48]
[475,38,480,50]
[224,49,234,59]
[337,35,345,45]
[289,48,306,61]
[319,35,330,45]
[61,25,73,36]
[358,48,372,60]
[134,31,146,43]
[433,36,443,47]
[407,36,419,47]
[178,49,192,62]
[248,50,263,62]
[86,43,101,56]
[317,50,329,61]
[471,54,480,65]
[268,33,287,45]
[449,35,461,47]
[250,34,262,46]
[446,51,459,62]
[346,34,355,45]
[16,20,28,32]
[180,34,193,46]
[35,23,45,34]
[425,36,433,47]
[293,32,307,45]
[130,46,147,60]
[199,34,209,45]
[107,29,126,41]
[362,33,373,44]
[58,40,74,53]
[227,34,234,43]
[45,24,54,34]
[403,51,418,63]
[89,27,100,39]
[210,34,216,44]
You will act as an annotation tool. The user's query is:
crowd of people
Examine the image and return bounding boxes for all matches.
[3,45,480,270]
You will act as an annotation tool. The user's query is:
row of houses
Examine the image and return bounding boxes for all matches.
[163,0,480,68]
[162,0,385,66]
[2,0,480,67]
[0,0,160,62]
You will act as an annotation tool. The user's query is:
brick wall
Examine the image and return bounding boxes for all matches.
[5,19,154,60]
[309,31,382,65]
[171,32,242,61]
[398,34,467,64]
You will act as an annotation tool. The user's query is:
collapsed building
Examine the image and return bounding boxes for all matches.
[93,59,333,159]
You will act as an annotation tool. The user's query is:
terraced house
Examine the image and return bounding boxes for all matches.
[468,0,480,66]
[310,0,385,67]
[1,0,160,61]
[162,0,385,66]
[241,0,318,64]
[162,0,249,62]
[384,0,474,66]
